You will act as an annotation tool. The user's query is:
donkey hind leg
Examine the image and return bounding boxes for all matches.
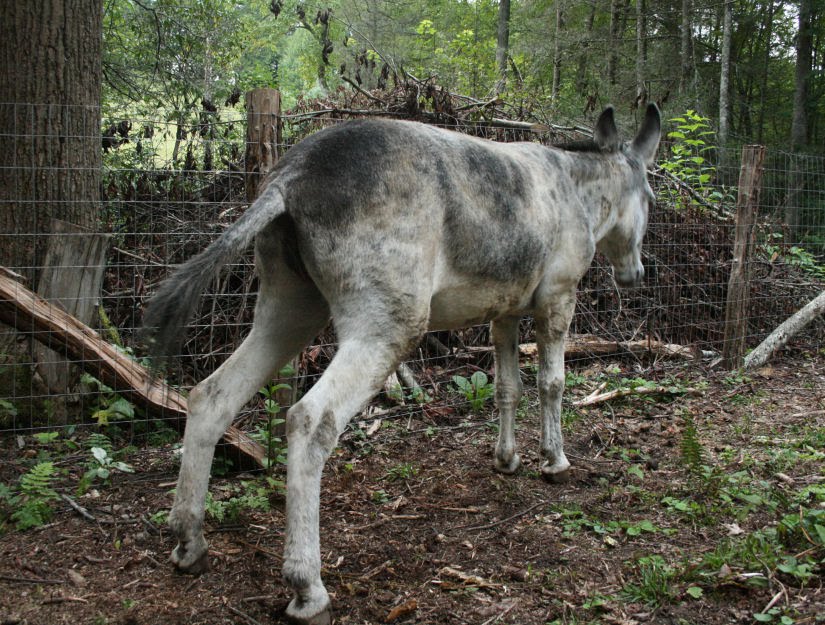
[169,285,328,574]
[282,330,420,625]
[492,316,524,474]
[536,291,577,483]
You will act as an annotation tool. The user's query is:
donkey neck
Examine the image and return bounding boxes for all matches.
[564,151,632,242]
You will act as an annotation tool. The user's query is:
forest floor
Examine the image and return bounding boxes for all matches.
[0,350,823,625]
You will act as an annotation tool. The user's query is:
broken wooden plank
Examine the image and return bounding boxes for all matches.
[0,269,266,467]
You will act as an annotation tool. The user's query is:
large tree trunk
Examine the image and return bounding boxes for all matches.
[0,1,104,403]
[0,0,103,284]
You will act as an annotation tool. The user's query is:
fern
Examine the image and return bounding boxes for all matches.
[86,432,114,455]
[680,413,705,473]
[10,462,60,530]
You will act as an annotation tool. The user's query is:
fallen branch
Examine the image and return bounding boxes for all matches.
[0,269,266,467]
[744,290,825,369]
[573,384,701,407]
[463,335,697,360]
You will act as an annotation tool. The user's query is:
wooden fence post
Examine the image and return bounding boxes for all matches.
[245,88,296,425]
[722,144,766,369]
[245,88,281,202]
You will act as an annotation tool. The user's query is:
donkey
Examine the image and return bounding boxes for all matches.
[143,103,661,624]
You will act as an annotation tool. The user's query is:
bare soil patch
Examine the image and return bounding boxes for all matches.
[1,352,823,625]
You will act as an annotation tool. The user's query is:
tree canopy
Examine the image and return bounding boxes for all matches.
[101,0,824,151]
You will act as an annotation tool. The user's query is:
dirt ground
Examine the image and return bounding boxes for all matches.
[1,350,823,625]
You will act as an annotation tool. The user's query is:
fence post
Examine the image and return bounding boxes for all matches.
[722,144,766,369]
[244,88,296,427]
[245,88,281,202]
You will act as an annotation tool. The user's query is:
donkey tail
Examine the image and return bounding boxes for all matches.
[141,182,287,364]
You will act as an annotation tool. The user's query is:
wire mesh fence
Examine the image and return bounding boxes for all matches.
[1,101,823,461]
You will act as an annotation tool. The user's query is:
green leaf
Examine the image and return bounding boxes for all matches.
[686,586,703,599]
[470,371,489,389]
[626,464,644,480]
[109,397,135,419]
[753,614,774,622]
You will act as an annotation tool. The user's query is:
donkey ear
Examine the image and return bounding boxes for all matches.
[631,103,661,166]
[594,106,620,152]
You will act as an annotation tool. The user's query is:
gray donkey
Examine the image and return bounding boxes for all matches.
[143,103,661,624]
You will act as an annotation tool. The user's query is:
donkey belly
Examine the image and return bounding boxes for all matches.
[428,282,535,330]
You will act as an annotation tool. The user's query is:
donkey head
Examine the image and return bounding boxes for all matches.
[595,103,661,288]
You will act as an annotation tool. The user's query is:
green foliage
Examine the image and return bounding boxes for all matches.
[81,373,136,426]
[205,480,271,524]
[452,371,495,412]
[557,507,660,541]
[1,462,60,531]
[659,111,732,209]
[620,555,677,607]
[385,463,418,482]
[250,381,290,469]
[679,412,704,473]
[763,234,825,280]
[82,446,134,488]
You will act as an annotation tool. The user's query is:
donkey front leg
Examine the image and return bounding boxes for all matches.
[535,292,577,483]
[492,316,524,474]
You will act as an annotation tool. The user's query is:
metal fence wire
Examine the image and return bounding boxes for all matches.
[1,102,823,455]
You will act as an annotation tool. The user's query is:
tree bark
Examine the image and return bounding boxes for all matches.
[635,0,647,102]
[0,0,103,285]
[0,0,104,396]
[552,1,562,103]
[607,0,621,89]
[723,145,766,369]
[718,0,732,146]
[680,0,693,96]
[495,0,511,94]
[787,0,815,233]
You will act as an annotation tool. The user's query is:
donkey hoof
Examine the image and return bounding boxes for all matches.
[494,453,522,475]
[285,600,332,625]
[170,543,210,575]
[541,465,571,484]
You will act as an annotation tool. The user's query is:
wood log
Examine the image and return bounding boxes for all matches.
[462,335,696,360]
[743,289,825,369]
[0,269,266,467]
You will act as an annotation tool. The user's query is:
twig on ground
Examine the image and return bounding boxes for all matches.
[458,501,547,532]
[60,494,96,522]
[227,605,265,625]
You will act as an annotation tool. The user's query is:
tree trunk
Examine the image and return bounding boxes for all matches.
[0,0,104,398]
[552,1,562,103]
[787,0,814,233]
[680,0,693,96]
[718,0,732,146]
[635,0,647,102]
[607,0,621,89]
[0,0,103,285]
[495,0,511,94]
